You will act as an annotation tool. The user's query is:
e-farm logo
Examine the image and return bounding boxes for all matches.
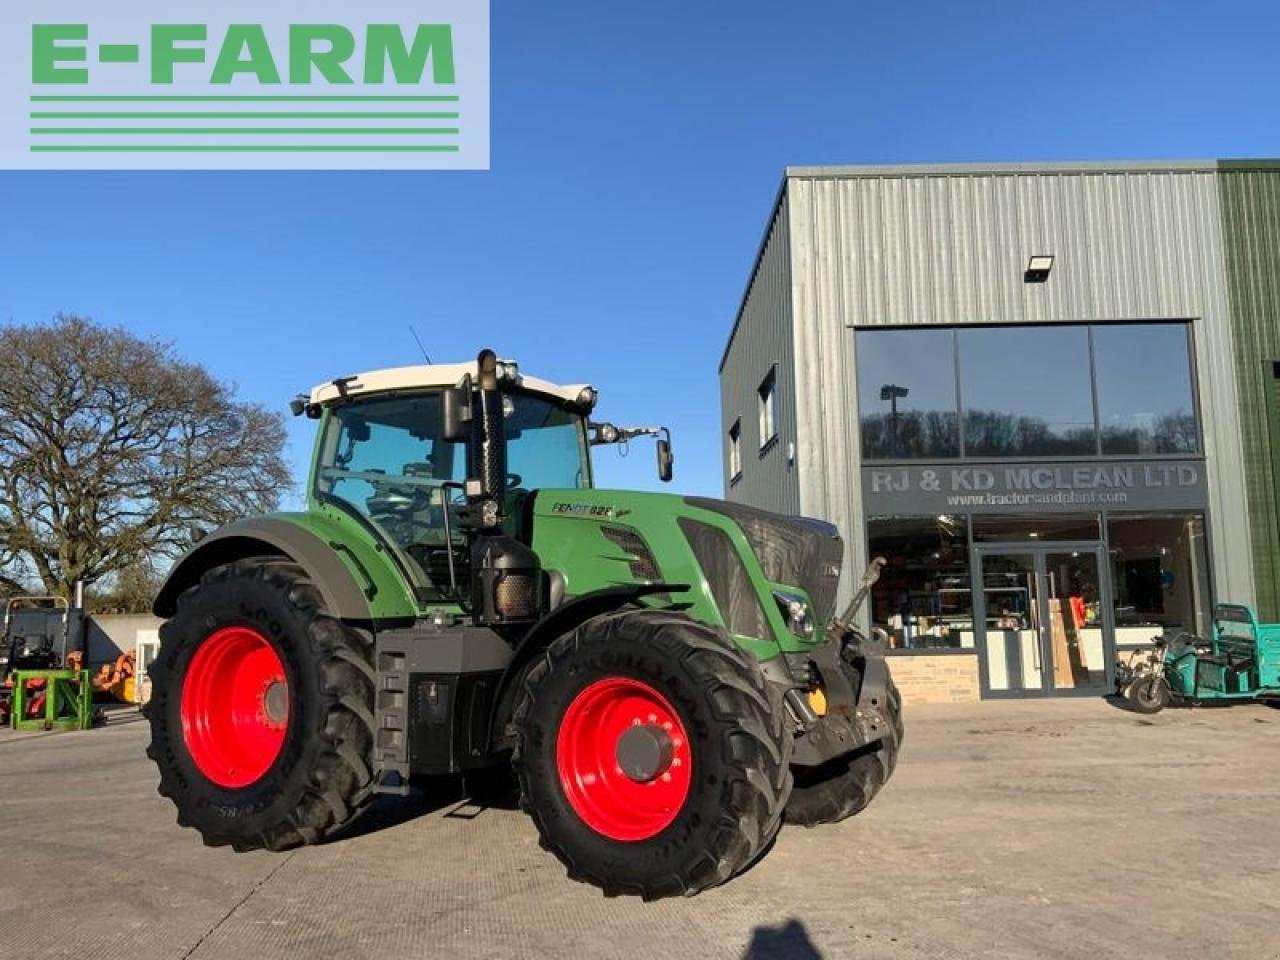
[1,2,489,169]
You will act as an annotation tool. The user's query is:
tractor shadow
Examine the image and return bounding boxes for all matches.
[742,919,823,959]
[331,769,520,842]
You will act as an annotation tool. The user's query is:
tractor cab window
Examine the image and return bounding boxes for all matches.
[504,393,590,492]
[314,393,468,603]
[314,390,589,604]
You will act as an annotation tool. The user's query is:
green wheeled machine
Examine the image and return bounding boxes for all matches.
[146,350,903,898]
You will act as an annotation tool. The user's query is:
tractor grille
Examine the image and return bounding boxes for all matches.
[685,497,844,624]
[600,524,661,582]
[494,572,540,620]
[679,518,773,642]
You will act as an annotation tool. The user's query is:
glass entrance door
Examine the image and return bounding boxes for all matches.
[1042,550,1109,693]
[978,552,1044,693]
[976,545,1113,697]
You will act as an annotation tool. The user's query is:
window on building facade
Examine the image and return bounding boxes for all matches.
[1093,323,1198,455]
[758,368,777,449]
[1107,513,1210,644]
[855,322,1201,461]
[959,325,1096,457]
[728,419,742,482]
[971,513,1102,543]
[867,515,973,651]
[855,328,959,460]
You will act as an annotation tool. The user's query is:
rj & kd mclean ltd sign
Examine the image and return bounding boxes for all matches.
[0,1,488,169]
[862,460,1209,514]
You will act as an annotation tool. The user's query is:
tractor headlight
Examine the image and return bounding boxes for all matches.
[772,590,814,637]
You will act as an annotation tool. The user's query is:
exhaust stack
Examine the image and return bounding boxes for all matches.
[465,349,543,626]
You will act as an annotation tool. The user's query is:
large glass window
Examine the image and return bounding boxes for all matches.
[959,325,1095,457]
[971,513,1101,543]
[856,329,959,459]
[1106,513,1210,644]
[867,515,973,650]
[1094,324,1198,455]
[854,322,1200,460]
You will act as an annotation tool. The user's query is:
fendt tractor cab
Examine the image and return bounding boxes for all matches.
[147,350,902,898]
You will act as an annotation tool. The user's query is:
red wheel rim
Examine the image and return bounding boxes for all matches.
[556,677,693,842]
[180,626,289,788]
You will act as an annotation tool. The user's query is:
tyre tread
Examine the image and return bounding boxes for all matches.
[147,557,376,852]
[512,607,792,900]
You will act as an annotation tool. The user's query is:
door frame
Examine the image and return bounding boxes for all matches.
[973,541,1116,699]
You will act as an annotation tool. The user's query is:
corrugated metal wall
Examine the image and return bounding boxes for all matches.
[782,165,1255,610]
[719,193,801,514]
[1219,168,1280,620]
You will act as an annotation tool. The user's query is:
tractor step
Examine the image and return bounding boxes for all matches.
[372,621,512,782]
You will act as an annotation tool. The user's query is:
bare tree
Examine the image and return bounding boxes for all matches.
[0,315,291,601]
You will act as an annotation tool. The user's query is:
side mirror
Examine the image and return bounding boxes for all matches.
[441,383,471,441]
[656,436,674,483]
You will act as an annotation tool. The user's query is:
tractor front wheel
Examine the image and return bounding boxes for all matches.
[146,558,376,851]
[513,608,792,899]
[784,645,903,827]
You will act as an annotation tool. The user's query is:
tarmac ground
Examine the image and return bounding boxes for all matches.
[2,696,1278,959]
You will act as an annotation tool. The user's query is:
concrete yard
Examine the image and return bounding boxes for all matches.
[2,698,1278,960]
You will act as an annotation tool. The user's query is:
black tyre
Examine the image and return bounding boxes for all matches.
[512,608,792,899]
[1128,675,1171,714]
[146,558,376,851]
[784,645,903,827]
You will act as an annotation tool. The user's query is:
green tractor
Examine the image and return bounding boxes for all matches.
[146,350,902,898]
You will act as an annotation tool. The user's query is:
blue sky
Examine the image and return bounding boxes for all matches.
[2,0,1277,503]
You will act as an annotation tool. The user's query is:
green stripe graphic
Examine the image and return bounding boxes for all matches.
[30,144,462,153]
[31,112,459,119]
[98,45,140,64]
[30,95,460,103]
[32,128,460,136]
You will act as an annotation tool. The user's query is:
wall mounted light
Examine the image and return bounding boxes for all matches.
[1024,255,1054,283]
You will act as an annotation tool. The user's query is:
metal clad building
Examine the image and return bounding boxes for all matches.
[720,160,1280,704]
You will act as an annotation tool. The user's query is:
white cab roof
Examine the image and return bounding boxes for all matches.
[308,362,589,406]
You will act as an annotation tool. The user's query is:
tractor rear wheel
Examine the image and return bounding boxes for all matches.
[784,645,903,827]
[512,608,792,899]
[146,558,376,851]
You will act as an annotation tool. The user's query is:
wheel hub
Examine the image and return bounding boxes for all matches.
[555,677,693,842]
[615,723,675,782]
[180,625,289,789]
[262,681,288,727]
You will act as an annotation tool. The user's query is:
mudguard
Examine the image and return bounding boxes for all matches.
[487,582,689,750]
[153,516,381,622]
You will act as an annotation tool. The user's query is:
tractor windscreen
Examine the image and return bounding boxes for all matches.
[312,389,590,601]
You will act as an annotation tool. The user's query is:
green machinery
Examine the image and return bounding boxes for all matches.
[145,350,902,899]
[1122,603,1280,713]
[1,596,91,730]
[9,669,93,731]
